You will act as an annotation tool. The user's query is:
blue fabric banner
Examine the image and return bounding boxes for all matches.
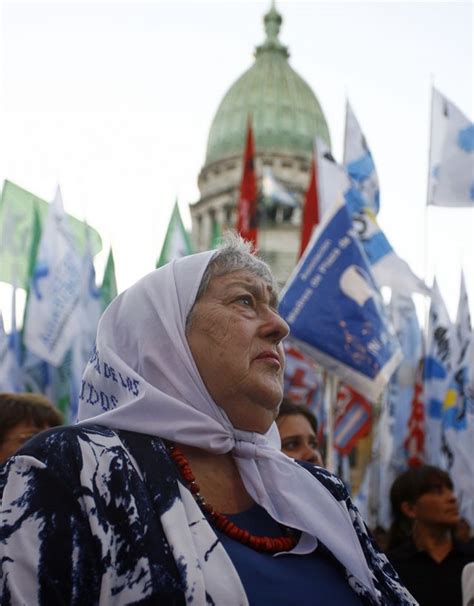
[279,197,401,402]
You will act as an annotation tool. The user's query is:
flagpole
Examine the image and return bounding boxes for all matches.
[325,372,338,473]
[423,80,435,337]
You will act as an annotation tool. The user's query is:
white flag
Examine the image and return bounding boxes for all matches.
[428,87,474,207]
[24,187,82,367]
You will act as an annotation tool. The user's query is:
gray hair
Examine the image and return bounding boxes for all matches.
[186,231,277,330]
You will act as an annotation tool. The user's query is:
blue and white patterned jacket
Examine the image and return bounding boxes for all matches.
[0,425,417,605]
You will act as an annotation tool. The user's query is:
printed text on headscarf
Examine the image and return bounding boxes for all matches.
[78,346,140,411]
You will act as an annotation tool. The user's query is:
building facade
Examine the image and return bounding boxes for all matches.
[190,3,331,285]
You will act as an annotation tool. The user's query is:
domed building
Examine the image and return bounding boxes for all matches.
[190,2,331,284]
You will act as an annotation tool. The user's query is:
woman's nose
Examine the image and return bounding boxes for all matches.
[261,307,290,342]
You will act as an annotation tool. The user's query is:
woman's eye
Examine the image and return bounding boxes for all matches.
[282,440,299,451]
[237,295,253,307]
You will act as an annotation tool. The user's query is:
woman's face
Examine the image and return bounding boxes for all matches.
[276,413,323,465]
[186,269,289,433]
[402,483,460,529]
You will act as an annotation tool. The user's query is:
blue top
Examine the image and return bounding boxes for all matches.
[216,504,364,605]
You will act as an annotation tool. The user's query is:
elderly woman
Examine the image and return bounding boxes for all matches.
[0,236,416,605]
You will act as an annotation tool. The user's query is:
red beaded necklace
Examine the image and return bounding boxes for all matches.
[169,445,298,554]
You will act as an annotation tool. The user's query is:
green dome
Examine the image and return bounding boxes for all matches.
[205,3,331,166]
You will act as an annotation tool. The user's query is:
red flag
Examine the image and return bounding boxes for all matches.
[235,121,258,248]
[298,156,319,259]
[404,369,425,467]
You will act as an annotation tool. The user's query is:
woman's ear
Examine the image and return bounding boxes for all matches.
[401,500,417,520]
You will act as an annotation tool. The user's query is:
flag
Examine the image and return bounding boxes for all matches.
[70,239,102,422]
[0,293,23,393]
[354,394,396,530]
[209,216,222,249]
[261,167,297,209]
[387,293,423,469]
[404,369,425,467]
[428,87,474,207]
[0,180,102,290]
[235,120,258,248]
[23,187,82,367]
[156,200,193,267]
[279,195,402,402]
[442,279,474,526]
[283,340,326,438]
[343,101,380,215]
[101,247,118,310]
[298,156,319,259]
[455,270,472,365]
[423,280,455,467]
[316,138,429,296]
[334,383,372,455]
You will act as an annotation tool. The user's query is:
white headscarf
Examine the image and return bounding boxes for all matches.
[77,250,376,597]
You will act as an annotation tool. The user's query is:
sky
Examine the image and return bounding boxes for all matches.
[0,0,473,328]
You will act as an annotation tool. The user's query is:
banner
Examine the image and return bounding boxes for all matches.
[0,180,102,289]
[283,341,325,438]
[428,87,474,207]
[334,384,372,455]
[279,196,402,402]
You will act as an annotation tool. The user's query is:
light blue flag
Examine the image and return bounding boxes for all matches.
[343,101,380,215]
[423,280,455,467]
[23,187,82,367]
[428,87,474,207]
[279,196,402,403]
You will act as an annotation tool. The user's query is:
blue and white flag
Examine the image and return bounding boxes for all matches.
[316,138,429,296]
[70,238,102,422]
[279,196,402,403]
[386,293,423,468]
[428,87,474,207]
[23,187,82,367]
[0,288,23,392]
[423,280,455,467]
[343,101,380,215]
[442,276,474,526]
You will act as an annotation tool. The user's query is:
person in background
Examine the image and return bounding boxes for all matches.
[0,392,64,463]
[387,465,474,606]
[276,398,324,466]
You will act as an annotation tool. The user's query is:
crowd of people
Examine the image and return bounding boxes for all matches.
[0,234,472,605]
